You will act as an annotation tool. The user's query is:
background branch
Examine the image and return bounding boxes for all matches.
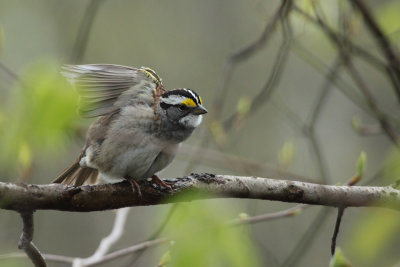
[72,207,131,267]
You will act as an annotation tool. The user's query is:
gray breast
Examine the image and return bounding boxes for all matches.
[92,104,178,180]
[141,144,178,178]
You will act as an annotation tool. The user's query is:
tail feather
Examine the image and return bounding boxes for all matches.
[53,160,80,184]
[53,159,98,186]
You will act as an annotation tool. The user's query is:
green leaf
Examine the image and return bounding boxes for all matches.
[209,120,228,147]
[351,116,361,130]
[348,148,400,263]
[356,151,367,179]
[0,60,79,172]
[158,250,171,266]
[329,248,352,267]
[278,141,295,168]
[0,109,3,127]
[0,258,26,267]
[17,141,32,170]
[347,209,400,265]
[162,195,260,267]
[378,2,400,43]
[236,96,251,118]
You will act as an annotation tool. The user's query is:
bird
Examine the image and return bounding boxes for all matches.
[53,64,207,195]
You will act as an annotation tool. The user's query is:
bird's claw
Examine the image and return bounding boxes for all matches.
[151,175,173,192]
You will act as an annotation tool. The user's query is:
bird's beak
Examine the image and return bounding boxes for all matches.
[192,105,208,115]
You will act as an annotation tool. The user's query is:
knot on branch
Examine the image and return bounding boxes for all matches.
[190,173,224,184]
[284,184,304,201]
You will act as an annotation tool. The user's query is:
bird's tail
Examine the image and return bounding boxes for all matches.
[53,159,98,186]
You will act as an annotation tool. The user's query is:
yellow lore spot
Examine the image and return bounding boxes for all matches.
[181,98,197,107]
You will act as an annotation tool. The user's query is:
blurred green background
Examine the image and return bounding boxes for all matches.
[1,0,400,266]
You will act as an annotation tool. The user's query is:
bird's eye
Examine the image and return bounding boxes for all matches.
[178,104,188,111]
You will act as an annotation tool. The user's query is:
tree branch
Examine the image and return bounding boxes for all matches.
[1,174,400,212]
[18,211,46,267]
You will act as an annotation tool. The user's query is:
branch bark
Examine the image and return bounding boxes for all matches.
[1,174,400,212]
[18,211,46,267]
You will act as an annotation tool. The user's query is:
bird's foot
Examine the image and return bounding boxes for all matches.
[126,179,142,200]
[151,175,173,192]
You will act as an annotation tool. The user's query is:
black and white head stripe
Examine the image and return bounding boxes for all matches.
[160,88,203,107]
[182,88,202,105]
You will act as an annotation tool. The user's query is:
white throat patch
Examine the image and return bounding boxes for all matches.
[179,114,203,128]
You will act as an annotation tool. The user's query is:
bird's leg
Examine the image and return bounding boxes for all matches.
[125,177,142,200]
[151,175,172,191]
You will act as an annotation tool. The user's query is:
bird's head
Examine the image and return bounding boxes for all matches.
[160,88,207,128]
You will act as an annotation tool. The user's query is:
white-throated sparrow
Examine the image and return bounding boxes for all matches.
[53,64,207,191]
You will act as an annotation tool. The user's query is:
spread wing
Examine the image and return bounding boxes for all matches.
[62,64,158,118]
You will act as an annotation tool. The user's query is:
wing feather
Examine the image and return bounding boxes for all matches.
[62,64,156,118]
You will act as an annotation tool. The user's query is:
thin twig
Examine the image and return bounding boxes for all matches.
[309,4,400,148]
[280,163,360,266]
[331,206,345,255]
[307,59,342,128]
[281,207,331,267]
[179,144,315,182]
[127,204,178,266]
[72,207,131,267]
[223,17,292,130]
[345,61,400,147]
[352,119,382,136]
[229,0,292,63]
[185,0,293,172]
[279,8,349,264]
[0,61,20,83]
[70,0,105,63]
[18,211,46,267]
[234,174,360,228]
[0,252,75,264]
[291,42,370,114]
[0,61,30,90]
[1,238,169,266]
[213,0,292,119]
[0,204,306,266]
[85,238,169,266]
[278,57,341,265]
[230,204,308,225]
[351,0,400,101]
[303,59,342,185]
[293,4,400,96]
